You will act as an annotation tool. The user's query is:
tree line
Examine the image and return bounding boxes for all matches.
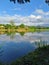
[10,0,49,5]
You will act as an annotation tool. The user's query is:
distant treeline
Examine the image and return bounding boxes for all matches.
[0,24,49,33]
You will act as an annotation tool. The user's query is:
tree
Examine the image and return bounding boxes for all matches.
[10,0,49,5]
[45,0,49,5]
[10,0,30,4]
[10,21,15,26]
[19,24,25,28]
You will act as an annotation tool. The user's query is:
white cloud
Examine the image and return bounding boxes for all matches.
[35,9,49,16]
[0,9,49,26]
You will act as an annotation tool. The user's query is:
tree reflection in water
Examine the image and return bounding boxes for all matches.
[6,32,16,39]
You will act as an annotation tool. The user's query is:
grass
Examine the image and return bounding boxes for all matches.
[11,45,49,65]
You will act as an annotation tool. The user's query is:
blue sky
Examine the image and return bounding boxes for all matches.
[0,0,49,26]
[0,0,49,16]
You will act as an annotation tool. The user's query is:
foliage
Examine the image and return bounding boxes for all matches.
[10,21,15,26]
[11,45,49,65]
[19,32,25,36]
[10,0,30,4]
[45,0,49,5]
[19,24,25,28]
[0,23,49,34]
[10,0,49,5]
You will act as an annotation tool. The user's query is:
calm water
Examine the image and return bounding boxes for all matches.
[0,32,49,64]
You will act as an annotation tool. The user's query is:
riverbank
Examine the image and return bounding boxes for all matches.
[11,45,49,65]
[0,24,49,33]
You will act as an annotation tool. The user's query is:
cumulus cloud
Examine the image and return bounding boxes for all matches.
[0,9,49,26]
[34,9,49,16]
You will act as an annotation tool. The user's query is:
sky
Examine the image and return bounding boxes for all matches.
[0,0,49,26]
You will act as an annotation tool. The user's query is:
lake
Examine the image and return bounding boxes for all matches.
[0,31,49,64]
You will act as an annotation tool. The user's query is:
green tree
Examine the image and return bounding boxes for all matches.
[5,24,12,29]
[10,0,49,5]
[45,0,49,5]
[19,24,25,28]
[10,0,30,3]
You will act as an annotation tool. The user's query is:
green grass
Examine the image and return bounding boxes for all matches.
[11,45,49,65]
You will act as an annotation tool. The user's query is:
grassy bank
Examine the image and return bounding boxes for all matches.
[11,45,49,65]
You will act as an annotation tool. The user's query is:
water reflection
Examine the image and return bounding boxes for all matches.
[34,37,48,47]
[0,32,49,46]
[0,32,49,64]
